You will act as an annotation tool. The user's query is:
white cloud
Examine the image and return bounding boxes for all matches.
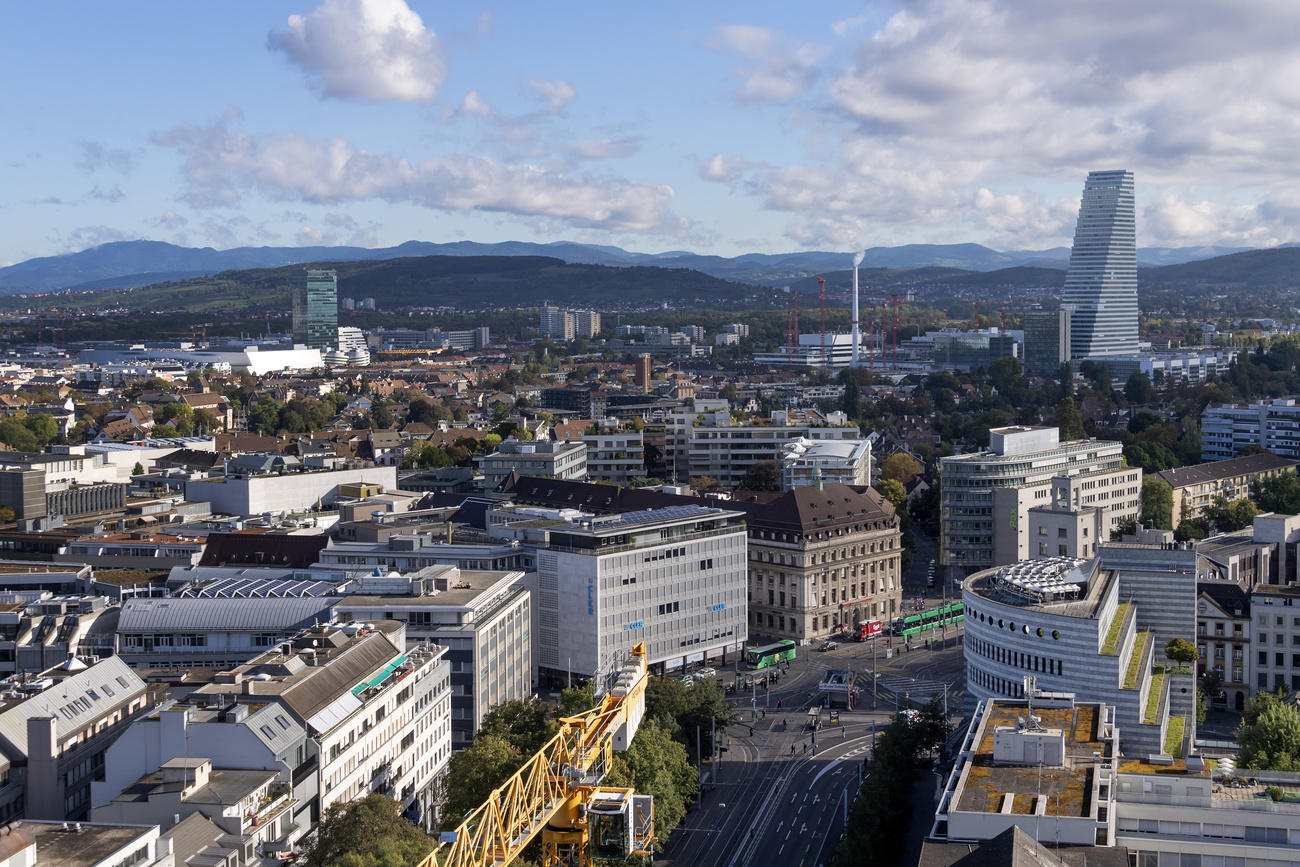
[296,213,382,247]
[700,154,747,183]
[458,90,494,118]
[62,225,139,251]
[712,24,825,103]
[88,185,125,203]
[527,78,576,111]
[153,115,680,234]
[153,210,189,230]
[268,0,445,102]
[77,140,136,174]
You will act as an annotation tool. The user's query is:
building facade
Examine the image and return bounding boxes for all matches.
[1022,308,1073,378]
[1061,170,1139,359]
[581,428,645,486]
[293,269,339,351]
[779,438,872,490]
[740,483,902,642]
[477,439,587,491]
[942,426,1127,576]
[1157,453,1299,527]
[1202,397,1300,461]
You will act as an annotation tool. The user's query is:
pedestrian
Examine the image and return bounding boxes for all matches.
[791,744,795,755]
[842,726,846,739]
[803,743,807,754]
[777,699,782,709]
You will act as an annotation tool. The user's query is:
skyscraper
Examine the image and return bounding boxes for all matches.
[292,269,339,350]
[1061,170,1138,359]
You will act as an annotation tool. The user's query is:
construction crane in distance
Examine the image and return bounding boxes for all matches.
[420,644,654,867]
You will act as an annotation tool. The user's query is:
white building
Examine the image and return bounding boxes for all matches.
[1202,397,1300,461]
[942,426,1127,576]
[476,439,587,492]
[184,464,398,517]
[522,504,748,684]
[1012,467,1143,562]
[79,344,324,375]
[1061,170,1139,359]
[779,437,872,490]
[581,427,645,486]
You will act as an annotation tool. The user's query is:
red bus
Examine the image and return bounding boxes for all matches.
[853,620,882,641]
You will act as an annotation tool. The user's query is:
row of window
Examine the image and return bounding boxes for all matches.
[969,636,1063,676]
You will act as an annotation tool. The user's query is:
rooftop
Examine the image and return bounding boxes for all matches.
[21,821,157,867]
[956,700,1109,818]
[1156,453,1298,489]
[965,558,1109,618]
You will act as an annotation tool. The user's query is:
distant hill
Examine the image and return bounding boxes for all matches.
[1141,246,1300,287]
[0,237,1260,294]
[31,254,770,313]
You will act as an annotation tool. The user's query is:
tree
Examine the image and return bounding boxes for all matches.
[643,677,733,762]
[477,698,556,756]
[1053,397,1086,440]
[1140,478,1174,530]
[603,719,696,847]
[988,356,1022,394]
[875,478,907,511]
[879,452,921,483]
[371,403,394,429]
[838,369,861,418]
[741,461,781,491]
[689,476,721,494]
[1165,637,1199,665]
[557,681,595,718]
[440,735,525,829]
[1056,362,1074,400]
[298,794,434,867]
[132,462,144,476]
[1204,496,1257,533]
[1110,516,1137,541]
[0,418,38,452]
[1124,371,1153,404]
[0,507,14,524]
[1253,472,1300,515]
[22,413,58,446]
[1238,692,1300,771]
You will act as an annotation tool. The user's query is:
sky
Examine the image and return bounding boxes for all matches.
[5,0,1300,266]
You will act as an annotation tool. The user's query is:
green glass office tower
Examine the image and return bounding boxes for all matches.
[293,269,338,350]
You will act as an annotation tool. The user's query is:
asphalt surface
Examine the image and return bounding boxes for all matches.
[658,530,966,866]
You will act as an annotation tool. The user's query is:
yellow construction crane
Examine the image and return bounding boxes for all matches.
[419,643,654,867]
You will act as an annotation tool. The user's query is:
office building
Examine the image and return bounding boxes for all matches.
[292,269,339,351]
[526,504,748,684]
[1086,347,1236,388]
[1202,397,1300,461]
[778,438,872,490]
[0,821,172,867]
[634,354,652,392]
[1022,308,1073,378]
[1004,465,1142,563]
[183,462,398,517]
[941,426,1127,575]
[963,545,1197,757]
[736,482,902,641]
[1061,170,1138,359]
[333,565,531,750]
[672,406,860,488]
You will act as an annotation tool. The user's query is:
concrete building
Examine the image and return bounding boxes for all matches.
[539,303,574,340]
[1202,397,1300,461]
[778,438,871,490]
[962,546,1197,758]
[633,355,652,392]
[524,504,748,684]
[1061,170,1139,359]
[477,439,587,492]
[736,482,902,642]
[1197,581,1251,712]
[78,344,325,375]
[581,426,644,486]
[1013,466,1143,562]
[672,407,859,488]
[942,427,1128,576]
[572,310,601,339]
[194,622,451,823]
[184,464,398,517]
[1156,453,1298,527]
[0,657,154,822]
[0,820,171,867]
[316,536,534,573]
[1086,347,1237,389]
[333,565,531,750]
[292,269,338,351]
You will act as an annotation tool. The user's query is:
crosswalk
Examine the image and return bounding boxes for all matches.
[873,673,951,707]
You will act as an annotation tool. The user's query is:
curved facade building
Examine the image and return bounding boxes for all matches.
[963,551,1196,757]
[1062,170,1138,359]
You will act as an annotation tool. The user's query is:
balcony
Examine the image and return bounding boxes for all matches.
[241,783,294,836]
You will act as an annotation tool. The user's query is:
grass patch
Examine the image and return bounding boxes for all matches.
[1143,667,1167,725]
[1102,601,1132,655]
[1164,716,1185,757]
[1124,631,1152,690]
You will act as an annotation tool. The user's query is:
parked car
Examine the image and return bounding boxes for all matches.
[818,640,839,652]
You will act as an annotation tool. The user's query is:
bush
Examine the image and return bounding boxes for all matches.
[1268,785,1284,802]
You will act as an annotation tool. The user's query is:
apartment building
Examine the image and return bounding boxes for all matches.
[581,426,645,486]
[778,438,872,490]
[477,438,587,492]
[736,482,902,642]
[1202,397,1300,461]
[1017,467,1143,562]
[670,405,859,487]
[942,426,1127,576]
[1197,582,1251,712]
[1156,453,1298,527]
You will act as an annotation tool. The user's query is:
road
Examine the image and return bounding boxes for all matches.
[658,566,966,866]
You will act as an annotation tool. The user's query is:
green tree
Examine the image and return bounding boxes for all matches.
[298,794,434,867]
[478,698,556,756]
[1238,692,1300,771]
[1056,362,1074,399]
[1140,478,1174,530]
[132,462,144,476]
[247,396,284,435]
[603,719,696,848]
[1124,371,1153,404]
[557,681,595,718]
[741,461,781,491]
[875,478,907,511]
[988,356,1023,394]
[879,452,921,483]
[371,403,395,429]
[1165,637,1199,665]
[22,413,59,445]
[1053,397,1086,440]
[1253,472,1300,514]
[0,418,39,452]
[1204,496,1257,533]
[0,507,14,524]
[441,735,527,829]
[838,369,861,418]
[643,677,733,762]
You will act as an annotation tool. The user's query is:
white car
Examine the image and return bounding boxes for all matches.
[696,667,717,678]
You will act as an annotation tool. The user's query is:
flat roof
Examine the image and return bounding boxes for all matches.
[340,569,522,608]
[22,821,154,867]
[956,701,1107,818]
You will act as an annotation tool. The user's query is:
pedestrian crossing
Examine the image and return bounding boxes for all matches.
[872,673,951,707]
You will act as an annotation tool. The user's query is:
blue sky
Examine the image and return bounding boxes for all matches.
[4,0,1300,265]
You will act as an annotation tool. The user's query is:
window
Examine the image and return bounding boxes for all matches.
[1058,528,1067,538]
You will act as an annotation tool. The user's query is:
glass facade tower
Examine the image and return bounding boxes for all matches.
[1061,170,1138,359]
[293,269,338,350]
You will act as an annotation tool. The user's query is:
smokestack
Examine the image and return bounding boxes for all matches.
[851,251,865,366]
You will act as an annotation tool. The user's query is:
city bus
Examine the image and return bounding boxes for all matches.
[744,639,797,669]
[893,601,964,638]
[853,619,883,641]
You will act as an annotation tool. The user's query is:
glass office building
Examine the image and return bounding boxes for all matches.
[1061,170,1138,359]
[292,269,338,350]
